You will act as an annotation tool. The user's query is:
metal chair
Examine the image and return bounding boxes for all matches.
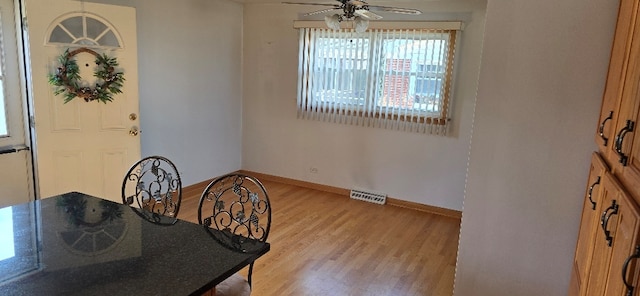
[198,173,271,296]
[122,156,182,225]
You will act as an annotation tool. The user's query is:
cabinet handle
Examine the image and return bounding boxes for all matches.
[588,176,601,210]
[623,245,640,296]
[599,111,614,146]
[600,200,619,247]
[615,120,635,166]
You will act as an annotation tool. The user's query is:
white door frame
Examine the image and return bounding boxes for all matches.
[0,0,37,206]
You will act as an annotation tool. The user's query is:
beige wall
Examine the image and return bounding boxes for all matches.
[242,1,487,211]
[455,0,618,294]
[133,0,244,185]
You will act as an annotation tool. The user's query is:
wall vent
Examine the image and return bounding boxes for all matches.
[350,189,387,205]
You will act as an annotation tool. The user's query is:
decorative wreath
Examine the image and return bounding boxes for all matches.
[56,194,123,227]
[48,47,125,104]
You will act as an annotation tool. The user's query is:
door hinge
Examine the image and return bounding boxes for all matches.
[21,17,27,31]
[29,115,35,128]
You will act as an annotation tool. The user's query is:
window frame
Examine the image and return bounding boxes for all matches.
[296,24,459,126]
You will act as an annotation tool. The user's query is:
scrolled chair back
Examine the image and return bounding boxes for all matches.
[198,173,271,252]
[122,156,182,225]
[198,173,271,292]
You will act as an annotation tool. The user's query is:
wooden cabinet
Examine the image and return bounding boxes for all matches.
[612,0,640,201]
[614,54,640,201]
[583,173,640,296]
[603,174,640,296]
[595,0,640,203]
[571,0,640,294]
[570,153,609,295]
[571,166,640,296]
[596,0,639,166]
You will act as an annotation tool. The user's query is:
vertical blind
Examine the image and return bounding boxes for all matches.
[296,27,458,135]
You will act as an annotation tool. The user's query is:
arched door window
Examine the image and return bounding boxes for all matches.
[46,12,122,48]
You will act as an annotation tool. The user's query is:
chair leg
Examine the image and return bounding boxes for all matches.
[247,263,254,288]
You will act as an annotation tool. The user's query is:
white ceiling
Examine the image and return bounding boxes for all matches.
[237,0,449,4]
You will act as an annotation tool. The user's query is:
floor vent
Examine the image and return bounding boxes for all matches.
[350,189,387,205]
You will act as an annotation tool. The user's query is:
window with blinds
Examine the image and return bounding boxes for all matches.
[296,26,459,135]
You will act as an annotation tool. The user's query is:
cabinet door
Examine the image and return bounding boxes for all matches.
[614,53,640,199]
[585,173,620,296]
[596,0,640,164]
[609,0,640,200]
[601,174,640,296]
[570,153,610,296]
[613,28,640,200]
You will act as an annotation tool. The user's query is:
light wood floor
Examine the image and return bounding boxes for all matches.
[179,179,461,296]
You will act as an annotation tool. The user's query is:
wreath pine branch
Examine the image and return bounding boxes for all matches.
[48,47,125,104]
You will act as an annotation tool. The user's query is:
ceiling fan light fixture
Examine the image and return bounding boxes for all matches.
[284,0,423,28]
[325,14,342,30]
[354,16,369,33]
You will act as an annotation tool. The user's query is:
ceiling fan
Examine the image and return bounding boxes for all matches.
[283,0,422,32]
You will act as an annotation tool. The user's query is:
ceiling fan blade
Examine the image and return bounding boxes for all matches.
[304,7,341,16]
[367,5,422,15]
[354,9,383,20]
[282,2,340,7]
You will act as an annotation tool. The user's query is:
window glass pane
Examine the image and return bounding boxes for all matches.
[85,17,107,40]
[312,37,369,106]
[0,83,7,137]
[49,25,74,44]
[0,207,14,260]
[60,16,83,38]
[378,36,448,112]
[77,39,98,46]
[96,31,120,47]
[414,78,442,112]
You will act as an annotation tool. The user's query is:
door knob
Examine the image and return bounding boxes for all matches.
[129,126,139,136]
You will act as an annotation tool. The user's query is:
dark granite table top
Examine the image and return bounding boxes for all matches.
[0,192,270,296]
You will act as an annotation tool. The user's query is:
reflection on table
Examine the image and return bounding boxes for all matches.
[0,192,270,296]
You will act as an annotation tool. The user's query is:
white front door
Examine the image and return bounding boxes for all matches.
[0,0,33,208]
[24,0,140,202]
